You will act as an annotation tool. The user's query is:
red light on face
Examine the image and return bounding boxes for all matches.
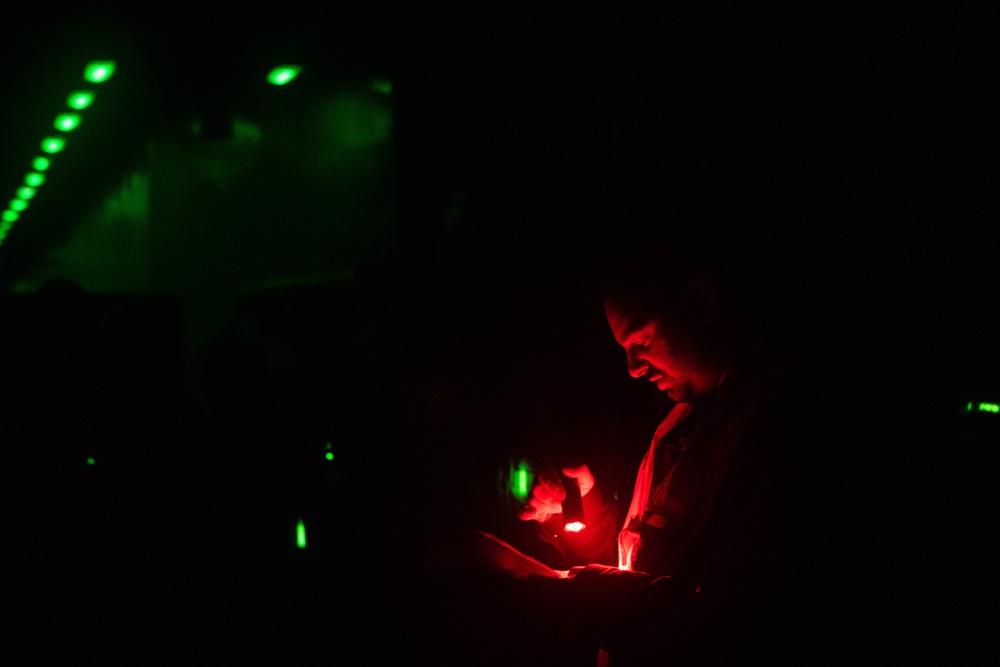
[564,521,586,533]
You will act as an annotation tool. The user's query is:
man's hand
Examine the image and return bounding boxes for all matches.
[517,464,595,523]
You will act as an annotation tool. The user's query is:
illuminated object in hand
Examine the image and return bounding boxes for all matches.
[559,471,586,533]
[41,137,66,153]
[511,461,531,502]
[267,66,301,86]
[24,172,46,187]
[296,519,307,548]
[83,60,116,83]
[32,156,50,171]
[54,113,81,132]
[67,91,94,109]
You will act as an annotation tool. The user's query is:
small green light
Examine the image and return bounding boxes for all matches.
[0,221,11,234]
[371,79,393,94]
[67,91,95,109]
[267,66,301,86]
[86,457,95,465]
[511,461,531,502]
[2,210,19,223]
[41,137,66,153]
[54,113,81,132]
[325,452,334,461]
[296,519,307,548]
[32,156,51,171]
[9,199,28,212]
[84,60,116,83]
[17,187,36,200]
[25,172,46,187]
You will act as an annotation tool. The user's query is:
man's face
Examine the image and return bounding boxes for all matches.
[604,299,721,404]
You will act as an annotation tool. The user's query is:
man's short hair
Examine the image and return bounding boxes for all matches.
[598,244,721,335]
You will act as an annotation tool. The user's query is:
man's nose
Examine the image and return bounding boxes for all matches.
[626,351,647,378]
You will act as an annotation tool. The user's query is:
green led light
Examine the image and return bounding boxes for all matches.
[980,402,1000,413]
[325,452,334,461]
[54,113,81,132]
[267,66,301,86]
[86,457,95,465]
[67,91,94,109]
[41,137,66,153]
[2,210,19,223]
[17,187,36,200]
[511,461,531,501]
[25,172,46,187]
[32,156,51,171]
[10,199,28,212]
[296,518,307,548]
[84,60,116,83]
[371,79,393,94]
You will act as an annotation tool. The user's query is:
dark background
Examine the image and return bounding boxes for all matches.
[1,3,996,663]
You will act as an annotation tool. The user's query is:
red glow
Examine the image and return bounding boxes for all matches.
[564,521,585,533]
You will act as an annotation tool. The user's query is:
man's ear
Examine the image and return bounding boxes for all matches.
[686,279,717,326]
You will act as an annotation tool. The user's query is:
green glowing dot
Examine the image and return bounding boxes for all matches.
[0,221,11,234]
[2,210,19,223]
[32,156,51,171]
[54,113,81,132]
[17,187,36,200]
[10,199,28,212]
[41,137,66,153]
[371,79,393,94]
[325,442,333,450]
[84,60,116,83]
[86,457,96,465]
[267,66,301,86]
[25,172,46,187]
[325,452,334,461]
[67,91,94,109]
[296,519,307,548]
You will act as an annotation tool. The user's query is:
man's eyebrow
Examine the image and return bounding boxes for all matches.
[620,321,652,344]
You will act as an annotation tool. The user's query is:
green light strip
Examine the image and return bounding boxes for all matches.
[2,61,112,246]
[979,402,999,413]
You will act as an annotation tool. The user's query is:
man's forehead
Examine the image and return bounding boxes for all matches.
[604,300,653,343]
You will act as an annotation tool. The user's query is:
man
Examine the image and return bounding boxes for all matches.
[513,251,790,664]
[417,250,790,666]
